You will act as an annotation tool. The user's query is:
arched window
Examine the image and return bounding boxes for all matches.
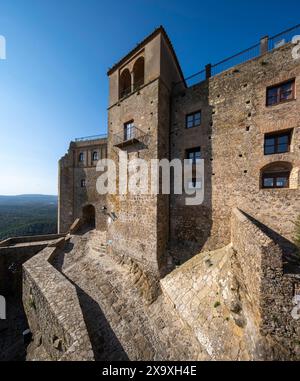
[261,162,292,189]
[119,69,131,99]
[133,57,144,91]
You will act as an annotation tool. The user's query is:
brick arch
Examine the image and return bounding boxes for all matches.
[260,161,293,189]
[260,161,292,172]
[119,68,131,99]
[132,56,144,90]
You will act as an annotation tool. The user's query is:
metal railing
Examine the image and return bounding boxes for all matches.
[75,134,107,142]
[211,42,261,77]
[120,86,131,99]
[184,69,206,88]
[174,23,300,90]
[119,79,145,99]
[112,125,146,147]
[269,24,300,51]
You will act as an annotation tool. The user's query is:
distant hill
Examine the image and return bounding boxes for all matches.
[0,194,57,205]
[0,194,58,240]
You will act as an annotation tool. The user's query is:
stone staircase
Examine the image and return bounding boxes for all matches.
[50,228,204,361]
[88,231,107,255]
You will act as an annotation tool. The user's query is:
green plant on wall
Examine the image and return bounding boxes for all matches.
[294,215,300,254]
[28,296,36,310]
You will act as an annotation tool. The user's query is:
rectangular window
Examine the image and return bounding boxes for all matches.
[262,172,289,189]
[266,80,295,106]
[186,147,201,164]
[92,151,98,161]
[186,111,201,128]
[81,179,86,188]
[264,130,292,155]
[124,121,134,141]
[79,152,84,162]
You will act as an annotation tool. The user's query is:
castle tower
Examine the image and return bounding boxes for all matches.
[58,136,107,233]
[106,27,185,278]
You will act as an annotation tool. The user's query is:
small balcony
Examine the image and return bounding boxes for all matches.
[119,79,145,100]
[112,125,146,148]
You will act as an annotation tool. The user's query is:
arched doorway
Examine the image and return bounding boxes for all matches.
[82,204,96,228]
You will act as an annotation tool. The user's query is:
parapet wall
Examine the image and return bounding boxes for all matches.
[0,234,64,296]
[0,234,64,248]
[23,237,94,361]
[231,208,300,358]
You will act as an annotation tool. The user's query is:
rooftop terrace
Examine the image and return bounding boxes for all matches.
[178,23,300,88]
[74,134,107,143]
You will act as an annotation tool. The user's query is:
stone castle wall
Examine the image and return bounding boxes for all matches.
[231,208,300,359]
[170,79,213,256]
[171,43,300,253]
[107,79,165,277]
[161,208,300,360]
[106,29,184,278]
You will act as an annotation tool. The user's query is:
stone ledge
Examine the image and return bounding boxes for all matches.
[23,240,94,361]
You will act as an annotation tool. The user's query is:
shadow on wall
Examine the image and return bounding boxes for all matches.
[0,295,29,361]
[75,166,107,232]
[51,241,74,273]
[169,80,213,267]
[82,204,96,229]
[51,225,96,273]
[63,274,129,361]
[74,167,89,228]
[241,210,300,276]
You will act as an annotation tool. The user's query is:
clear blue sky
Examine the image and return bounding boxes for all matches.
[0,0,299,195]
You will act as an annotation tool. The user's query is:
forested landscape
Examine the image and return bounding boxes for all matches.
[0,195,57,240]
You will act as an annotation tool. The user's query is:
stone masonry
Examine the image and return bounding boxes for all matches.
[171,42,300,255]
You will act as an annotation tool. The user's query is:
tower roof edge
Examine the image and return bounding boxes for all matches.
[107,26,185,85]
